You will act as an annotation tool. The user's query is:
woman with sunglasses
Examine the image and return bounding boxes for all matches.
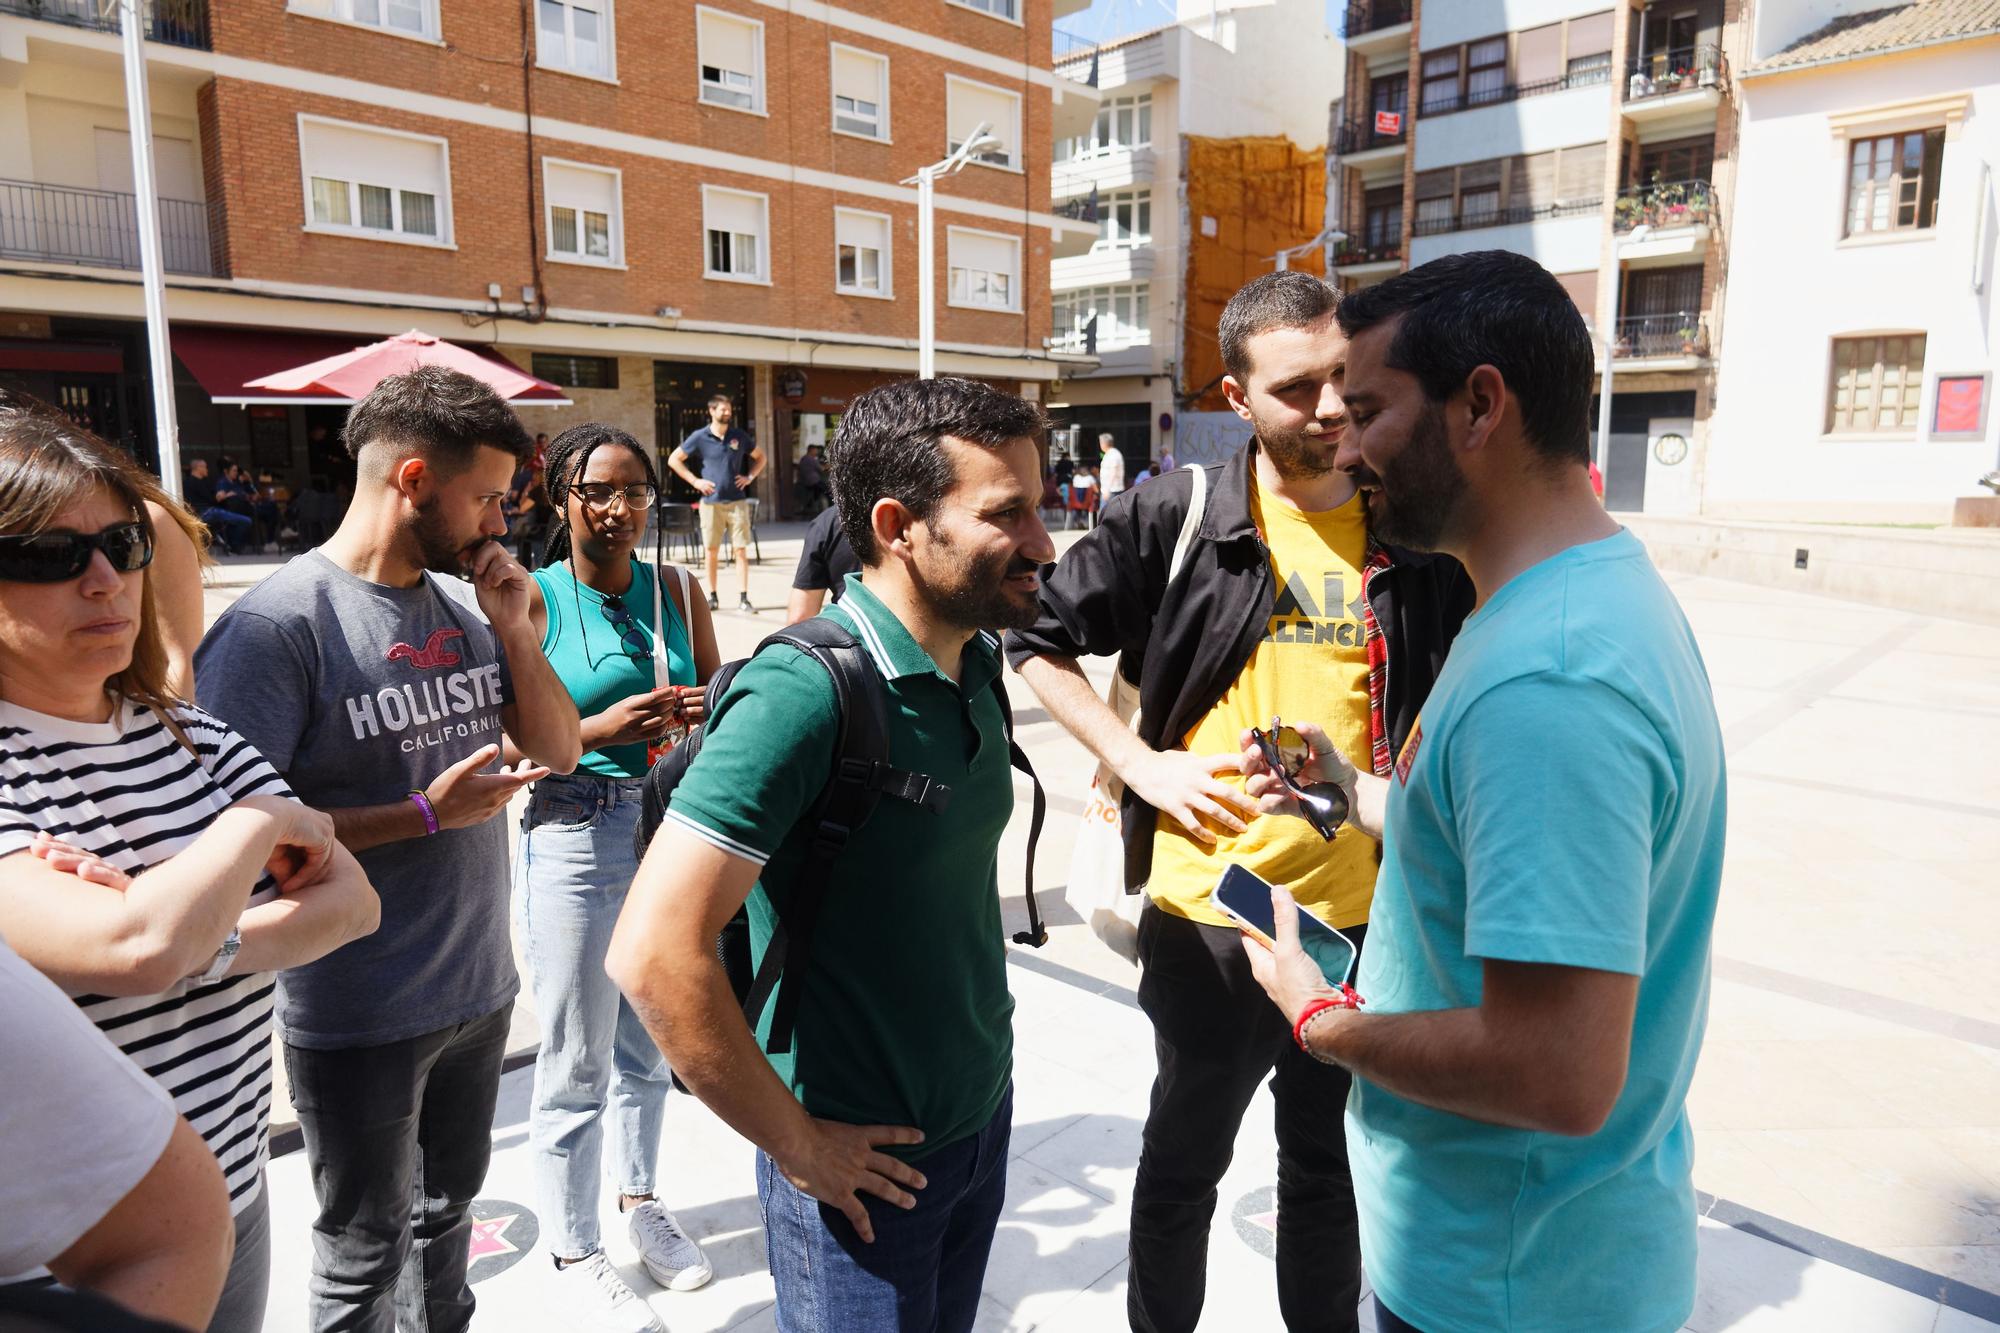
[0,388,209,700]
[510,423,719,1332]
[0,407,380,1333]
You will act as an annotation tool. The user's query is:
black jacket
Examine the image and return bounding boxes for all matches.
[1004,443,1475,892]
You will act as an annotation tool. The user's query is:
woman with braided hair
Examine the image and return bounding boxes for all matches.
[510,422,720,1331]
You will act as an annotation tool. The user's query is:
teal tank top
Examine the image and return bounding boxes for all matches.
[534,557,696,779]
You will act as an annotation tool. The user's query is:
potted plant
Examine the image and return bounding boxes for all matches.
[1677,325,1699,354]
[1615,334,1633,357]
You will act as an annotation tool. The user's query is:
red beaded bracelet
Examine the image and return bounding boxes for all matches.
[1292,984,1365,1053]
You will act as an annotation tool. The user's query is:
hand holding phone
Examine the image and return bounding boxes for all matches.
[1214,864,1360,994]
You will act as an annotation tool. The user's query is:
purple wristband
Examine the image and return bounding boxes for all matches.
[408,790,440,836]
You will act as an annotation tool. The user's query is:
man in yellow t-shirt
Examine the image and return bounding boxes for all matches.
[1146,483,1380,932]
[1009,272,1471,1333]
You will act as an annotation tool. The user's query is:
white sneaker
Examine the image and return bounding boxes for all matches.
[627,1201,714,1292]
[551,1251,665,1333]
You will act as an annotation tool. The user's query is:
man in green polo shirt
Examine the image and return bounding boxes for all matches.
[609,376,1055,1333]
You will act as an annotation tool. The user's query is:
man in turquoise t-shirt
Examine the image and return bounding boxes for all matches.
[1238,251,1725,1333]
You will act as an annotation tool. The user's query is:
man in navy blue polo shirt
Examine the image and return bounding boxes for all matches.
[668,393,764,613]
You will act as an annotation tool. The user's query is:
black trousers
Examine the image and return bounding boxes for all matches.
[1129,904,1366,1333]
[283,1004,513,1333]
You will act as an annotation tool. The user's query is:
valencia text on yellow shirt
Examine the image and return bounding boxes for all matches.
[1147,483,1380,930]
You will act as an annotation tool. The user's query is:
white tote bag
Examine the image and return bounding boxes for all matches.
[1064,464,1208,964]
[647,557,695,760]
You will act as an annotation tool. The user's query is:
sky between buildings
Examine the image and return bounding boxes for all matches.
[1061,0,1341,48]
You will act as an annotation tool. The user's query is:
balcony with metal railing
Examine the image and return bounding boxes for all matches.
[0,180,216,276]
[1338,0,1412,38]
[1611,311,1709,361]
[1613,178,1716,234]
[1338,0,1412,56]
[1332,236,1402,270]
[0,0,211,49]
[1624,44,1725,112]
[1418,62,1612,119]
[1410,198,1600,238]
[1335,115,1407,157]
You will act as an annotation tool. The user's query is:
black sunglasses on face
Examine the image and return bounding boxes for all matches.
[1251,718,1349,842]
[0,521,154,584]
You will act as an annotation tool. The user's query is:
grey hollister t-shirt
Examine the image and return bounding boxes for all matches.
[194,550,519,1050]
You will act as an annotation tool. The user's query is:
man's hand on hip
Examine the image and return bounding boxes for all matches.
[775,1118,928,1244]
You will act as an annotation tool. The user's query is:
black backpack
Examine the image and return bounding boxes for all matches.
[636,616,1047,1055]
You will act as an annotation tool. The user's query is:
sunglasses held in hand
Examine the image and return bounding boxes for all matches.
[1250,717,1348,842]
[0,521,154,583]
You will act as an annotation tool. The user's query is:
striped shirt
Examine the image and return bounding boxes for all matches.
[0,699,290,1213]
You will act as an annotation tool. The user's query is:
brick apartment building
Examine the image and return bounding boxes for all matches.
[1327,0,1742,513]
[0,0,1097,513]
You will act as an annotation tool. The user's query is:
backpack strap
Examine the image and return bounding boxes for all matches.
[741,617,944,1055]
[986,667,1049,949]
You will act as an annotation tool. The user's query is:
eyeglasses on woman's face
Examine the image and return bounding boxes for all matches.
[575,483,657,513]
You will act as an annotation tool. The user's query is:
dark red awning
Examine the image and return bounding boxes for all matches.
[172,325,564,406]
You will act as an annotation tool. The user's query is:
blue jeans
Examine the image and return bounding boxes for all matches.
[201,506,253,552]
[756,1084,1012,1333]
[515,771,669,1259]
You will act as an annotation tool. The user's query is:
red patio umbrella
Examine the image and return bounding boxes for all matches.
[242,329,571,405]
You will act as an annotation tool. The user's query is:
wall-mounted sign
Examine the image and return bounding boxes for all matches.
[778,369,807,401]
[1653,432,1688,466]
[1935,375,1988,437]
[1374,110,1403,136]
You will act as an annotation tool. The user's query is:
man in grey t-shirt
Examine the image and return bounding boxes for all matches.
[197,367,580,1333]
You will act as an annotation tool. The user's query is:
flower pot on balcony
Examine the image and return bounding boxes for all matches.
[1615,336,1633,357]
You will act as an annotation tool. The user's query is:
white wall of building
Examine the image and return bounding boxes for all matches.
[1410,211,1601,270]
[1708,45,2000,522]
[1174,0,1343,150]
[1420,0,1618,54]
[1413,86,1611,169]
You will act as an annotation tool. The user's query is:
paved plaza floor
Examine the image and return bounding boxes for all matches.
[200,520,2000,1331]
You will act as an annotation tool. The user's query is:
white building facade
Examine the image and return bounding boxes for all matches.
[1048,0,1341,469]
[1708,2,2000,523]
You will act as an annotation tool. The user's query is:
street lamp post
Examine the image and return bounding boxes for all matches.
[1596,223,1651,492]
[904,124,999,380]
[1274,227,1347,272]
[110,0,183,499]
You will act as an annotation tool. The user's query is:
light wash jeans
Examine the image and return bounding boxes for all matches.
[515,771,670,1260]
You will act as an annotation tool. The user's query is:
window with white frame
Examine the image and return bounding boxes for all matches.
[834,209,890,296]
[703,186,768,281]
[949,0,1018,19]
[537,0,612,79]
[830,45,889,140]
[1095,189,1151,250]
[1052,283,1150,351]
[946,77,1021,169]
[299,116,450,244]
[288,0,438,40]
[1057,92,1152,162]
[544,159,620,265]
[697,7,763,113]
[947,228,1019,310]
